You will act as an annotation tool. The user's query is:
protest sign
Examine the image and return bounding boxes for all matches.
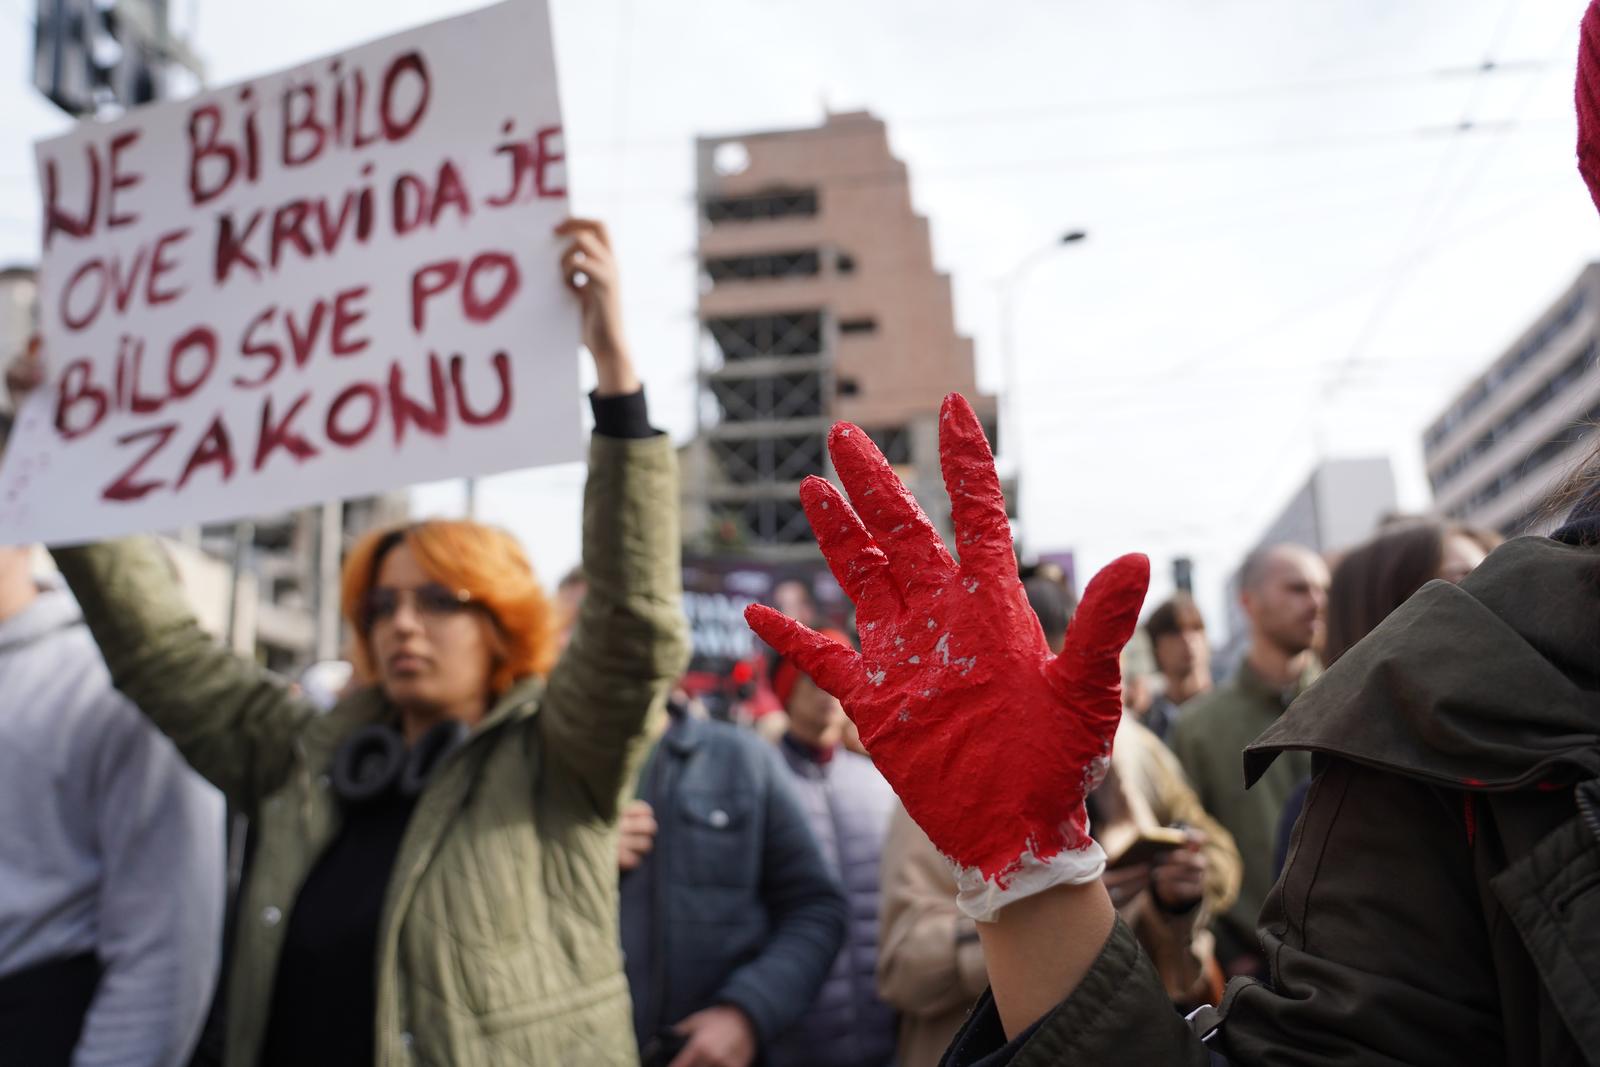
[0,0,580,546]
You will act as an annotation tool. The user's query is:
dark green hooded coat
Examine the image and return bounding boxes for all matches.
[944,531,1600,1067]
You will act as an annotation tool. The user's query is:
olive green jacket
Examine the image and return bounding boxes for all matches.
[1170,659,1315,958]
[52,433,690,1067]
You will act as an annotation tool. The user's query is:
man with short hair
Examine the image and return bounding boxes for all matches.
[1172,543,1328,978]
[1141,594,1212,742]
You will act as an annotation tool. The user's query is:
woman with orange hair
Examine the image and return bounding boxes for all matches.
[5,219,690,1066]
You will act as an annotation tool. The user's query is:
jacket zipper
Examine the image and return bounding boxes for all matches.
[1577,778,1600,844]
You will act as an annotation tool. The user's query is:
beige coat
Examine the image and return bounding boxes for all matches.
[876,716,1241,1066]
[876,805,989,1067]
[1096,714,1242,1008]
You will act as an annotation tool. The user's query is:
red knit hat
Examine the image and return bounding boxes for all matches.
[771,628,853,707]
[1578,0,1600,211]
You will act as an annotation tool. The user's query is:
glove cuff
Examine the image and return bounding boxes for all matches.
[952,838,1107,923]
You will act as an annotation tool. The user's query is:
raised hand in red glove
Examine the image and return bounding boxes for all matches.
[746,394,1148,921]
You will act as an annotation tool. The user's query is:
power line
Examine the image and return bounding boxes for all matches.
[1324,0,1537,397]
[1019,178,1572,426]
[575,117,1560,205]
[568,59,1557,154]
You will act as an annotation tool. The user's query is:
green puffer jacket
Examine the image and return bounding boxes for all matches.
[52,433,690,1067]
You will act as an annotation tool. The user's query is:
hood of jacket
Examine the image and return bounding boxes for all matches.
[0,579,81,656]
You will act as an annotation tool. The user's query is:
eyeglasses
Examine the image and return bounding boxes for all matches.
[363,583,474,628]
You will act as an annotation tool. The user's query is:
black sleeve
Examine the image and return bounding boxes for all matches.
[589,388,661,439]
[939,920,1212,1067]
[941,757,1503,1067]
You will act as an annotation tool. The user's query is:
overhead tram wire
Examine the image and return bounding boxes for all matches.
[1014,177,1572,432]
[568,58,1556,155]
[1324,0,1532,397]
[888,59,1552,127]
[575,117,1557,206]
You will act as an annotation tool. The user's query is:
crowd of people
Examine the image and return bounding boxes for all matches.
[1,290,1584,1066]
[4,8,1600,1064]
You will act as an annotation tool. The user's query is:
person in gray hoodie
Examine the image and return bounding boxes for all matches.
[0,544,225,1066]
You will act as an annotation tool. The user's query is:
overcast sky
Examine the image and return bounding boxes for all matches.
[2,0,1596,638]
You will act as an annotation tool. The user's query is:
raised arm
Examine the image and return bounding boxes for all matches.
[540,219,690,816]
[5,341,314,811]
[52,538,317,811]
[744,393,1149,1037]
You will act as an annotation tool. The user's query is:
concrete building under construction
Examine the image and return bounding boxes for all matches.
[683,111,998,560]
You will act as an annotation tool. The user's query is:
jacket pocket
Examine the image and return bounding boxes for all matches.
[1490,811,1600,1059]
[473,970,630,1035]
[676,790,759,888]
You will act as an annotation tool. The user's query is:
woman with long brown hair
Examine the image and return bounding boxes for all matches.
[1321,519,1501,668]
[1266,518,1501,876]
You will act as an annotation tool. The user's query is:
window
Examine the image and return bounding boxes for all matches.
[702,188,819,224]
[865,426,912,465]
[262,643,300,676]
[980,416,1000,455]
[839,317,877,335]
[704,250,821,284]
[1431,341,1597,492]
[710,434,827,487]
[707,312,823,362]
[1426,288,1589,451]
[1452,395,1600,514]
[837,378,861,397]
[709,372,824,424]
[836,252,856,274]
[725,499,815,545]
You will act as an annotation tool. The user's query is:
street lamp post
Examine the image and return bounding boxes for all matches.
[996,229,1087,500]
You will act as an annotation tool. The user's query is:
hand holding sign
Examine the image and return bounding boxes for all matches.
[0,0,584,546]
[745,394,1149,921]
[555,219,639,397]
[3,338,43,417]
[3,216,631,460]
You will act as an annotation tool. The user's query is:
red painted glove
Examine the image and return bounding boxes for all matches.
[746,394,1148,920]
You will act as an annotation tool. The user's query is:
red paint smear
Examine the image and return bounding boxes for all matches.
[1461,777,1485,787]
[746,393,1149,883]
[1463,793,1477,846]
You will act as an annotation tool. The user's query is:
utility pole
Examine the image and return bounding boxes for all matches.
[32,0,204,118]
[314,501,343,661]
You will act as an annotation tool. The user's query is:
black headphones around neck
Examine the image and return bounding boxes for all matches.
[330,720,468,805]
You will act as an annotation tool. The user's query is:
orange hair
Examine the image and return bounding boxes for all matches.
[340,520,556,698]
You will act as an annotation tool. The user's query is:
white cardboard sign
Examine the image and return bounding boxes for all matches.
[0,0,581,546]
